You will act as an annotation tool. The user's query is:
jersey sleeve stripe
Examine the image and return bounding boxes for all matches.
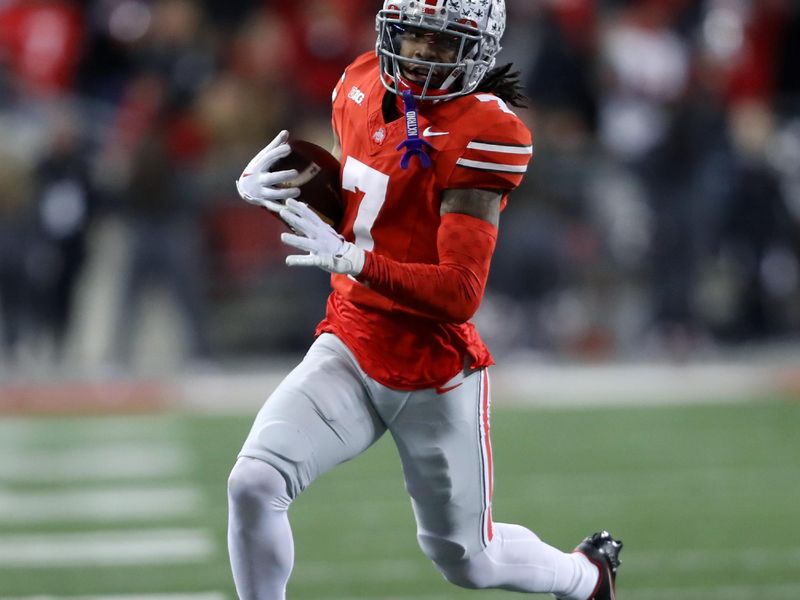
[456,158,528,173]
[467,141,533,154]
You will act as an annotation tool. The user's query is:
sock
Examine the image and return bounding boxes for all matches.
[565,552,602,600]
[227,458,294,600]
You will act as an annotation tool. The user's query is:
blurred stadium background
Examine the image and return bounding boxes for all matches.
[0,0,799,599]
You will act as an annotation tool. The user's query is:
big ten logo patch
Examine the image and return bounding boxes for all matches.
[348,86,366,105]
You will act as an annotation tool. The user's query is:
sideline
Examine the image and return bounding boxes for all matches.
[176,361,799,413]
[1,360,797,415]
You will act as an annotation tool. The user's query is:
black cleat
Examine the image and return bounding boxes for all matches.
[574,531,623,600]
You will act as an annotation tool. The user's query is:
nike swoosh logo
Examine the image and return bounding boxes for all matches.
[435,382,463,395]
[423,127,450,137]
[242,172,252,177]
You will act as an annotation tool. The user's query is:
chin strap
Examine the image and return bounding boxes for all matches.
[396,90,433,169]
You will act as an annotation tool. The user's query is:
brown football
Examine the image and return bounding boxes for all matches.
[272,138,344,230]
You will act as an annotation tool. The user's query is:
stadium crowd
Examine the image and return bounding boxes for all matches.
[0,0,798,374]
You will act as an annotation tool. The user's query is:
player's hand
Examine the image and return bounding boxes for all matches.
[280,199,365,276]
[235,130,300,214]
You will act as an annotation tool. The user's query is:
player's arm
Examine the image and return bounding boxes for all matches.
[361,107,532,320]
[440,187,501,226]
[356,188,500,322]
[278,188,502,324]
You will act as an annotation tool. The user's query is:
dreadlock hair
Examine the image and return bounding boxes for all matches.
[476,63,528,108]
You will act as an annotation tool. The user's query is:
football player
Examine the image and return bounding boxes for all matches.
[230,1,622,599]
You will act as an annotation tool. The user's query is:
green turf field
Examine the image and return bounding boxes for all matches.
[0,400,798,599]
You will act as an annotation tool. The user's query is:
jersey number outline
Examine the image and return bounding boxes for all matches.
[476,93,516,115]
[342,156,390,251]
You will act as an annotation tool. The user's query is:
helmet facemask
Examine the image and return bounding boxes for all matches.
[376,1,503,101]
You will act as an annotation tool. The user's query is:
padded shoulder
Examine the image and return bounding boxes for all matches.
[451,93,531,146]
[334,52,379,99]
[437,93,533,192]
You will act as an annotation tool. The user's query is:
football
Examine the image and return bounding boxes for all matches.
[272,138,344,230]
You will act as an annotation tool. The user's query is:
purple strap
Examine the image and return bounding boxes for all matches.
[396,90,432,169]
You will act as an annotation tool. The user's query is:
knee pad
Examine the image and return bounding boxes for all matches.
[418,534,493,590]
[417,532,469,565]
[239,421,316,499]
[433,550,494,590]
[228,457,292,512]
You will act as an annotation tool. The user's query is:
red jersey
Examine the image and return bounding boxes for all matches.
[316,52,532,390]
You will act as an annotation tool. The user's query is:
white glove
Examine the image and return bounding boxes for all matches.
[235,130,300,214]
[280,199,365,276]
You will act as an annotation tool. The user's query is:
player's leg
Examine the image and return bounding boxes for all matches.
[227,333,387,600]
[385,368,603,599]
[227,458,294,600]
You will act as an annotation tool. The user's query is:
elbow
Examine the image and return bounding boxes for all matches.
[440,274,483,323]
[442,294,481,324]
[457,302,481,324]
[449,312,474,325]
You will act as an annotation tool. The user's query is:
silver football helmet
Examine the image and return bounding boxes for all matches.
[376,0,506,101]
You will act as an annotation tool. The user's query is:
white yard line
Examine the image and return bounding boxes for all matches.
[1,594,228,600]
[0,443,188,481]
[173,361,798,413]
[492,362,790,407]
[0,416,180,448]
[0,485,202,524]
[0,529,214,567]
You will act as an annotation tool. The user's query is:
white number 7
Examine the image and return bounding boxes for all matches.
[476,93,515,115]
[342,156,389,251]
